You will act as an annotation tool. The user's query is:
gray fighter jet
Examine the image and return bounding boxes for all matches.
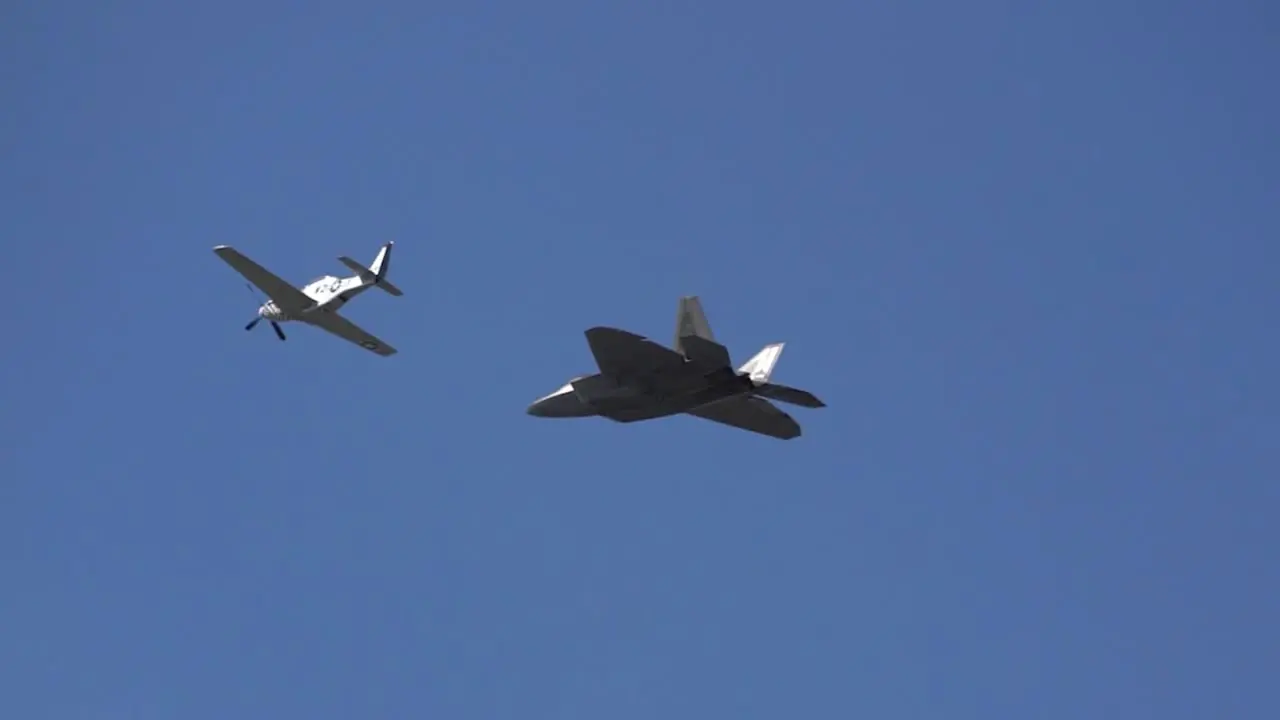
[526,296,825,439]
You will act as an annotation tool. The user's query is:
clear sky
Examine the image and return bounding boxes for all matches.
[3,2,1277,718]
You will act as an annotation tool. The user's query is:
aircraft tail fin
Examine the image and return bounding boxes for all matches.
[673,296,715,356]
[738,342,785,384]
[338,241,402,296]
[369,242,391,277]
[368,242,402,295]
[736,342,824,407]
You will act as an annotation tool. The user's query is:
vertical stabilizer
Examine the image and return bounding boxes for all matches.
[674,296,716,356]
[368,242,401,296]
[338,242,401,296]
[370,241,392,278]
[738,343,785,384]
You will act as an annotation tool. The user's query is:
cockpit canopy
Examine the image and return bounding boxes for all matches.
[547,376,588,397]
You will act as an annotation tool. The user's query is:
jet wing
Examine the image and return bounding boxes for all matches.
[213,245,314,314]
[304,311,398,356]
[686,396,802,440]
[585,327,686,377]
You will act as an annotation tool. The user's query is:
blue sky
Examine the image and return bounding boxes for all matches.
[3,1,1277,717]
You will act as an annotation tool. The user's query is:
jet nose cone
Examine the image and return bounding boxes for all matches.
[526,400,547,417]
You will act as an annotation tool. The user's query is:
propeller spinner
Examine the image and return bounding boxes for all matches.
[242,284,286,341]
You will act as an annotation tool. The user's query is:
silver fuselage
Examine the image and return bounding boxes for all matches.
[258,275,373,323]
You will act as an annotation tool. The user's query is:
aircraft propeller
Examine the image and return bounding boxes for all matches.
[242,283,286,341]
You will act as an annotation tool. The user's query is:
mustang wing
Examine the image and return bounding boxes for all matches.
[584,326,686,378]
[213,245,314,313]
[686,396,802,440]
[304,311,398,356]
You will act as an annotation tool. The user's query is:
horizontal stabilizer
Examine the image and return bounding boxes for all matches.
[338,244,403,296]
[755,383,825,408]
[338,255,370,277]
[679,334,732,369]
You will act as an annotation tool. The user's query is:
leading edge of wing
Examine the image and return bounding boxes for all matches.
[584,326,685,376]
[213,245,314,313]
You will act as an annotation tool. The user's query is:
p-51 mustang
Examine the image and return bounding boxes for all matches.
[213,241,402,356]
[527,296,825,439]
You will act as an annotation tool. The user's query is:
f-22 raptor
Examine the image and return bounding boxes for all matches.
[527,296,825,439]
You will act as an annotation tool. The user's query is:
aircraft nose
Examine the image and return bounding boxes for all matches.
[526,400,547,417]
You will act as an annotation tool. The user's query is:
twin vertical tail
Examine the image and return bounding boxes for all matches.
[738,343,826,408]
[673,296,733,369]
[338,241,403,296]
[672,295,825,409]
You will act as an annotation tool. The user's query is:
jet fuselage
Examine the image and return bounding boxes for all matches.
[527,364,755,422]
